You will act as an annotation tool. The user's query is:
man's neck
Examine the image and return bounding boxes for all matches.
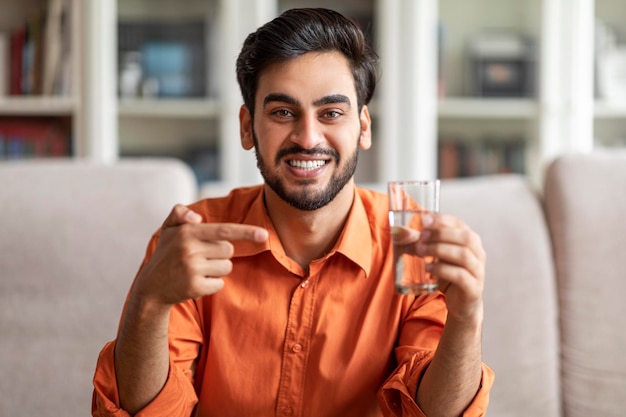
[264,183,356,270]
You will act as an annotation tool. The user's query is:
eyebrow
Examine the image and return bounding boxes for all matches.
[313,94,351,108]
[263,93,299,108]
[263,93,352,108]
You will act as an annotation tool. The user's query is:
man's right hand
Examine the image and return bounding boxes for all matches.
[116,202,268,414]
[132,204,269,307]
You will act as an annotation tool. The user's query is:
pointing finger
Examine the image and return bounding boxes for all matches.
[194,223,269,243]
[163,204,203,228]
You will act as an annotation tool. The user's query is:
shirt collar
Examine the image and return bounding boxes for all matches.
[232,187,272,257]
[331,188,374,277]
[233,186,374,277]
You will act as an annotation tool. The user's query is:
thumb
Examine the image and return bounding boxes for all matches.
[162,204,203,229]
[391,225,421,245]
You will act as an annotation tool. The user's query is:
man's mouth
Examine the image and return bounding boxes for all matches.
[288,160,328,170]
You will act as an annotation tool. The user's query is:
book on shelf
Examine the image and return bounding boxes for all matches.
[43,0,71,96]
[438,138,525,179]
[0,117,71,159]
[8,0,72,97]
[22,9,46,95]
[9,24,25,95]
[0,32,7,96]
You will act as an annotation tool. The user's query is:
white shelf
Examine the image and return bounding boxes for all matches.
[118,98,221,119]
[438,97,537,119]
[0,97,77,116]
[594,101,626,119]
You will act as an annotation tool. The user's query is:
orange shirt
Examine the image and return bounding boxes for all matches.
[92,186,493,417]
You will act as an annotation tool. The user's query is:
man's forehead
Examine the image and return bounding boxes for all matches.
[254,51,357,107]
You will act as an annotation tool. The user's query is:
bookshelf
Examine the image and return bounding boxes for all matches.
[0,0,82,159]
[4,0,622,188]
[436,0,604,188]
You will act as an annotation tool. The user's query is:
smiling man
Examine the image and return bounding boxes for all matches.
[92,8,493,417]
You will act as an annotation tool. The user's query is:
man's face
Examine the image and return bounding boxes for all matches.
[240,51,372,211]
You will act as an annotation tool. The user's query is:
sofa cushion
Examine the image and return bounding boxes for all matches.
[441,175,561,417]
[544,150,626,417]
[0,158,197,416]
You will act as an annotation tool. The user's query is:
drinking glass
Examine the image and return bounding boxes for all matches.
[388,180,440,295]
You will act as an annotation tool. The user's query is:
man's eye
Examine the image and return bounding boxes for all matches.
[324,110,341,119]
[274,109,293,117]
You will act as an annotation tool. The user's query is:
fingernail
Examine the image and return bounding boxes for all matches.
[420,230,431,241]
[422,215,433,226]
[256,229,269,241]
[185,211,202,222]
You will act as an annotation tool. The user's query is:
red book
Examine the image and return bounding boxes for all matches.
[0,117,70,157]
[10,24,26,95]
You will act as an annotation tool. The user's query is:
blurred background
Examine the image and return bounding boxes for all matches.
[1,0,625,189]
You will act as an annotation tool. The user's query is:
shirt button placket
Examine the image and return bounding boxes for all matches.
[281,406,294,416]
[277,274,316,417]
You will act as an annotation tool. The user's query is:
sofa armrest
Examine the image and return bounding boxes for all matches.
[545,150,626,417]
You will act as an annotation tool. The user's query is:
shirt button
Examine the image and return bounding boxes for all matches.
[291,343,303,353]
[281,406,294,415]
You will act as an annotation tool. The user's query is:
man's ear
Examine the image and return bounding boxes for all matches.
[240,105,255,150]
[359,105,372,150]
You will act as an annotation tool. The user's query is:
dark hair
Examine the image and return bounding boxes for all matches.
[236,8,378,116]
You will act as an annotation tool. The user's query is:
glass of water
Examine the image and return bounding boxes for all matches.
[388,180,440,295]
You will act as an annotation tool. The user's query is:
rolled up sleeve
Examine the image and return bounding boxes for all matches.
[92,340,199,417]
[378,353,494,417]
[378,292,495,417]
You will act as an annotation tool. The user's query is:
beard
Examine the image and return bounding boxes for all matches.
[252,130,360,211]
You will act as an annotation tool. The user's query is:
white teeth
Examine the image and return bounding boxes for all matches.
[289,160,326,170]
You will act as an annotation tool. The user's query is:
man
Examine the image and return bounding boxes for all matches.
[93,8,493,417]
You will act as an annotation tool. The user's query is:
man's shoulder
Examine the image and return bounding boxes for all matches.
[356,184,388,212]
[355,184,389,226]
[189,185,264,223]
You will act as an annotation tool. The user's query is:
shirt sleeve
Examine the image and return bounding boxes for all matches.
[378,357,494,417]
[91,232,205,417]
[377,293,495,417]
[92,340,199,417]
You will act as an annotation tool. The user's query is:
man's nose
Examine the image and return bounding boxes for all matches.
[290,114,324,149]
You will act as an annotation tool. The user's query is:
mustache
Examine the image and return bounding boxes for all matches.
[275,146,339,164]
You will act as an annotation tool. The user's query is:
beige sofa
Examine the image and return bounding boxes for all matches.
[1,151,625,416]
